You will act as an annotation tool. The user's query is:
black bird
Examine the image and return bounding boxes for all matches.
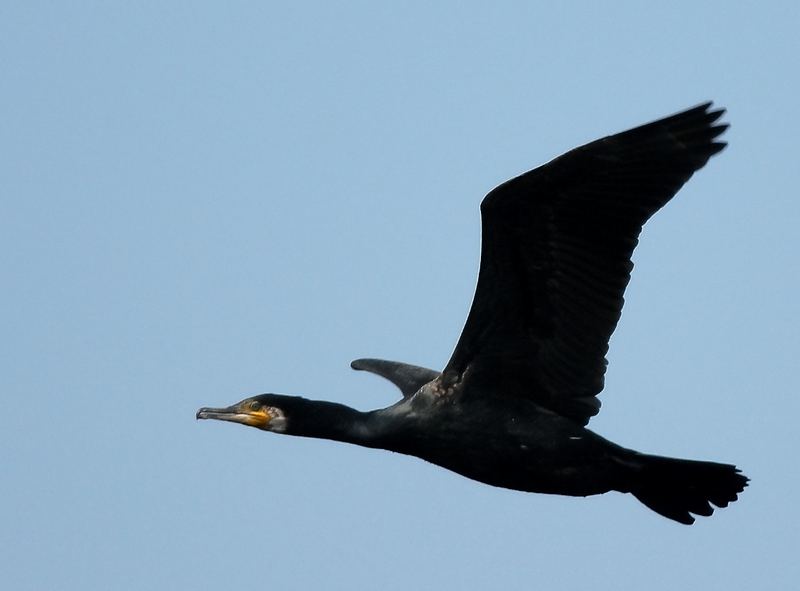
[198,103,748,524]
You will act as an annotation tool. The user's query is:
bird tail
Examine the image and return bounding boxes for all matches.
[629,453,748,524]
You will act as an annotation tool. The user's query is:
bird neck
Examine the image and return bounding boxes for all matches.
[284,398,378,446]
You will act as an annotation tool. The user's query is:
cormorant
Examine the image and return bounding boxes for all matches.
[198,103,748,524]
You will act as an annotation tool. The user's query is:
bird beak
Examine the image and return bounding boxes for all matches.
[196,405,272,428]
[196,406,235,421]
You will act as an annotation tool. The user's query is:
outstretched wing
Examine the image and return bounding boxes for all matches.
[351,358,440,398]
[441,103,727,425]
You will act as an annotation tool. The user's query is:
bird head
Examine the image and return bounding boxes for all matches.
[196,394,289,432]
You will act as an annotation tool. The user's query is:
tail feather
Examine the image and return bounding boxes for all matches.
[630,454,748,525]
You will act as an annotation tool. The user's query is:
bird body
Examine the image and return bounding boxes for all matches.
[372,387,628,498]
[198,103,748,524]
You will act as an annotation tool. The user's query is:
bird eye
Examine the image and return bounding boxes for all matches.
[249,401,260,411]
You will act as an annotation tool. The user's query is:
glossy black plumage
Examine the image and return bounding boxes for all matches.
[443,102,727,425]
[198,103,747,524]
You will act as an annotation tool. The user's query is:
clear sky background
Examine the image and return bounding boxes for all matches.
[3,2,798,590]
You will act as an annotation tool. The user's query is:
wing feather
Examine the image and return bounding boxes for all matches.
[441,103,727,424]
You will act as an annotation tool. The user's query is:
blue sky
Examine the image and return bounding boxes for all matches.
[3,2,798,589]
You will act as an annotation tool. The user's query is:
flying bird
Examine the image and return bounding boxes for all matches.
[197,103,747,524]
